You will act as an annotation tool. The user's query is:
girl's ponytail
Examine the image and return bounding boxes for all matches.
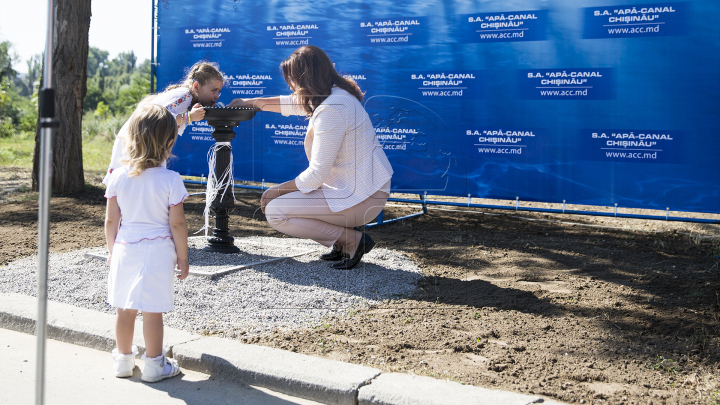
[165,61,225,92]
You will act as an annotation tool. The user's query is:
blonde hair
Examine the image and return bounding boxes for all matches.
[122,104,178,177]
[165,61,225,92]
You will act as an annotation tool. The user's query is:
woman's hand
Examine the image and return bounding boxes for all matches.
[189,103,205,122]
[176,258,189,280]
[259,180,300,213]
[228,98,252,108]
[229,97,283,113]
[260,186,281,214]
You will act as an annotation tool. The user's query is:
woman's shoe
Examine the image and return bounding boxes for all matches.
[319,227,361,261]
[332,233,375,270]
[319,244,344,261]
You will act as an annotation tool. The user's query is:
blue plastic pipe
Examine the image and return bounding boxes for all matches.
[182,180,720,224]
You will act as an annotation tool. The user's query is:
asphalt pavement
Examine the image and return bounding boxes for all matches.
[1,327,323,405]
[1,293,565,405]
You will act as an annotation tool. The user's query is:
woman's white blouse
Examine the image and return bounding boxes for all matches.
[279,87,393,212]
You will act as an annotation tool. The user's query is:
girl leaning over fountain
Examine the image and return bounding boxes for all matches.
[103,61,225,185]
[229,46,393,270]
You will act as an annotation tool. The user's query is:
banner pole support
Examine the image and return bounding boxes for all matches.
[150,0,157,93]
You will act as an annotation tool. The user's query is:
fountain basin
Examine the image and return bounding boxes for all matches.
[203,107,259,128]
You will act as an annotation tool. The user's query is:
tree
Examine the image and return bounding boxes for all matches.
[26,54,42,94]
[32,0,92,194]
[115,65,151,114]
[0,41,36,138]
[86,46,109,78]
[82,81,104,111]
[115,51,137,75]
[0,41,17,81]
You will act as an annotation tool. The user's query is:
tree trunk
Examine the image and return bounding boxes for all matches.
[32,0,91,194]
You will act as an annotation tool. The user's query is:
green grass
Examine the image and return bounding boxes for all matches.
[643,354,679,375]
[709,389,720,405]
[0,132,35,167]
[0,132,114,172]
[82,136,114,172]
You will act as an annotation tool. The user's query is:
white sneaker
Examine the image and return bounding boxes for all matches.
[141,350,181,383]
[112,345,138,378]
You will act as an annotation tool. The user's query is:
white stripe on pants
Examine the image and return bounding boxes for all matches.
[264,189,389,247]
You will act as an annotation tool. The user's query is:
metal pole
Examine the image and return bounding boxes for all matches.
[36,0,56,403]
[150,0,155,93]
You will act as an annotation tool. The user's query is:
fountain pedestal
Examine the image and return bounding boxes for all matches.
[201,107,258,254]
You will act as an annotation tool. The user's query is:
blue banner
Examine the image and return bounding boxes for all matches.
[583,3,687,39]
[350,17,429,47]
[454,10,549,43]
[159,0,720,214]
[517,68,614,100]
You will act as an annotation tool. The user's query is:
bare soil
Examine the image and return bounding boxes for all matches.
[2,166,719,405]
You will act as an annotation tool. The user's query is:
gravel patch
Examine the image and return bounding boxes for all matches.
[0,236,424,336]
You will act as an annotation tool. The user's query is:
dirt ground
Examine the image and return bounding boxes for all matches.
[1,166,719,405]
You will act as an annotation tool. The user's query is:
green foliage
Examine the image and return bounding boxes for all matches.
[0,130,114,172]
[116,67,151,113]
[0,40,144,174]
[25,54,42,95]
[0,41,17,81]
[86,47,109,78]
[95,101,110,118]
[83,47,150,115]
[82,135,115,172]
[83,81,104,112]
[0,77,38,138]
[82,110,129,142]
[0,131,34,167]
[0,41,38,139]
[643,354,679,374]
[710,389,720,405]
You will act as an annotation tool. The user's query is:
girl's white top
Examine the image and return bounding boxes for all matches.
[279,87,394,212]
[103,87,194,185]
[104,166,189,244]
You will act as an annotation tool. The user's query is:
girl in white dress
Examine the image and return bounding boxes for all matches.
[104,103,190,382]
[103,61,224,185]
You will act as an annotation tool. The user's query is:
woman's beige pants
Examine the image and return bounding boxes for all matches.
[264,189,389,247]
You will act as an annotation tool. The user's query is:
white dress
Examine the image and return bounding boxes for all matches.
[103,87,194,185]
[104,166,189,313]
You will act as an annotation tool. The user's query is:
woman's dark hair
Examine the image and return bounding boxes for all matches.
[280,46,364,116]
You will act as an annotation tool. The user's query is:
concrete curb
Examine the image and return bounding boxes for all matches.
[173,336,380,405]
[358,373,543,405]
[0,293,553,405]
[0,293,199,357]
